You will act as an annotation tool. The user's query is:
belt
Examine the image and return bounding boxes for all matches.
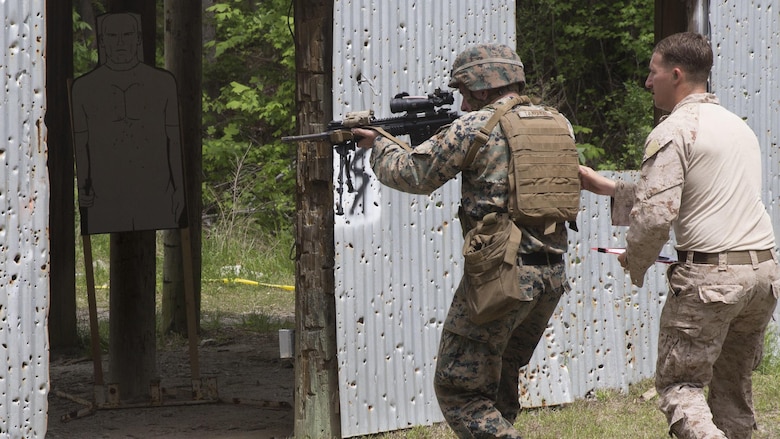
[676,249,774,265]
[521,252,564,265]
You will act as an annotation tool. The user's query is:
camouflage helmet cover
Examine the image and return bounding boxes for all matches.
[447,44,526,91]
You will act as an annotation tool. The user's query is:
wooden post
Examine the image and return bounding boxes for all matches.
[161,0,204,336]
[45,0,79,351]
[105,0,159,400]
[292,0,341,437]
[108,231,157,399]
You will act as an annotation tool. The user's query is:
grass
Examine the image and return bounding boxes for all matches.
[199,222,296,328]
[360,371,780,439]
[73,222,780,438]
[73,219,296,351]
[361,328,780,439]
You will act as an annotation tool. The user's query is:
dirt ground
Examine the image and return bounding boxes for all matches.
[46,328,294,439]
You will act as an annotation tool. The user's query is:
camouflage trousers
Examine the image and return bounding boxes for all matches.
[434,261,567,439]
[657,257,780,439]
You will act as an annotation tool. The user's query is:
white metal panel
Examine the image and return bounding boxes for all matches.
[0,1,49,438]
[334,1,780,437]
[333,1,516,436]
[709,2,780,325]
[546,172,673,407]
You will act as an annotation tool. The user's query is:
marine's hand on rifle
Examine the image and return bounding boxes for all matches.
[281,89,459,216]
[351,128,379,149]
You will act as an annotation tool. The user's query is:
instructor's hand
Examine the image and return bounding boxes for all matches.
[579,165,617,196]
[617,252,628,269]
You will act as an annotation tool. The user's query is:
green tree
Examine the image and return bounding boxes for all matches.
[202,0,296,231]
[517,0,654,170]
[73,8,99,76]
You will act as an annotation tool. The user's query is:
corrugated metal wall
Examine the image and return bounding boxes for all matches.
[710,3,780,329]
[333,1,778,437]
[331,2,668,437]
[332,2,517,436]
[12,1,772,439]
[0,1,49,438]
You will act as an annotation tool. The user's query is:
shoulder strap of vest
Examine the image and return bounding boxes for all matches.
[368,126,412,152]
[462,95,528,170]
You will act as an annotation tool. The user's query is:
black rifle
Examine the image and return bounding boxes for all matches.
[282,89,460,215]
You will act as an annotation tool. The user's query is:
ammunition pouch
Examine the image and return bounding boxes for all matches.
[462,212,529,325]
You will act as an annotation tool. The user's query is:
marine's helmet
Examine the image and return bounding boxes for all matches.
[447,44,526,91]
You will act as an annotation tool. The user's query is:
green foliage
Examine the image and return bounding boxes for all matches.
[757,325,780,376]
[73,9,98,76]
[198,215,295,331]
[600,80,653,169]
[202,0,297,230]
[201,213,294,287]
[238,313,293,332]
[517,0,654,170]
[76,318,110,357]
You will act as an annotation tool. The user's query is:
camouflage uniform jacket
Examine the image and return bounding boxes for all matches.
[368,94,570,254]
[612,93,775,287]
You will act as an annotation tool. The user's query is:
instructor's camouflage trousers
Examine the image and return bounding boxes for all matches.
[657,258,780,439]
[434,261,567,439]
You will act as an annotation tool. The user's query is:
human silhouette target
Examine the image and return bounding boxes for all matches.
[70,12,187,235]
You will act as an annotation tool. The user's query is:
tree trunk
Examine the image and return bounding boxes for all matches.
[161,0,203,335]
[46,0,80,353]
[654,0,689,123]
[202,0,216,62]
[105,0,158,400]
[292,0,340,437]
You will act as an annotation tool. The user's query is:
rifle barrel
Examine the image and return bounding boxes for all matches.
[281,132,330,142]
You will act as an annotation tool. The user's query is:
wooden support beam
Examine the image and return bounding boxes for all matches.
[292,0,341,437]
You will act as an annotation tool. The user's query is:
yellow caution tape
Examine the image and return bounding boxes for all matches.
[210,278,295,291]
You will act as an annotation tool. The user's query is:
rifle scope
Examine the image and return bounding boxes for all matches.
[390,89,455,114]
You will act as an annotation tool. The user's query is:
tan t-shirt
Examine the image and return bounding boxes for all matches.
[612,93,775,286]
